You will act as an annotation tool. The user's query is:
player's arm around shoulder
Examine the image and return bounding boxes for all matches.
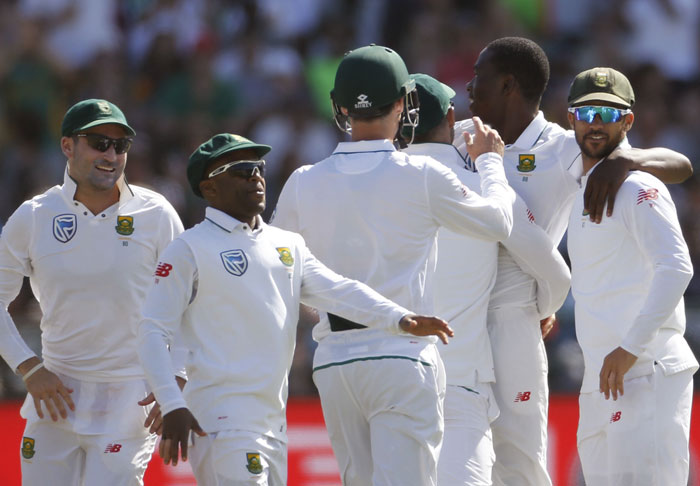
[501,195,571,319]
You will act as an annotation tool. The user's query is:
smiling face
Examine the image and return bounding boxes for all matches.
[199,148,266,227]
[63,123,128,193]
[567,103,634,170]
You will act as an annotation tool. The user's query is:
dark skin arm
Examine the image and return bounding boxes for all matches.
[584,147,692,223]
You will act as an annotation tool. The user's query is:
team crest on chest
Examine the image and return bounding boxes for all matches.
[21,437,36,459]
[246,452,263,474]
[220,249,248,276]
[115,216,134,235]
[53,214,77,243]
[517,154,536,172]
[276,247,294,266]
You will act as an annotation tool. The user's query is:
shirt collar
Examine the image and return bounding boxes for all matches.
[204,206,264,234]
[60,166,135,207]
[332,139,397,155]
[403,142,465,162]
[508,111,547,150]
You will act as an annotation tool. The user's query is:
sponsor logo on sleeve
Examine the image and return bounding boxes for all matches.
[526,208,536,223]
[221,249,248,276]
[636,188,658,205]
[21,437,36,459]
[53,214,77,243]
[155,262,173,277]
[115,215,134,235]
[246,452,263,474]
[276,247,294,267]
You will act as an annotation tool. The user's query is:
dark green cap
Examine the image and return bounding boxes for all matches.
[567,67,635,108]
[61,99,135,136]
[187,133,271,197]
[402,73,455,137]
[332,44,414,115]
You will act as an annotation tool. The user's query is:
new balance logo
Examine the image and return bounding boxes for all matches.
[636,188,658,205]
[155,262,173,277]
[514,391,531,402]
[354,94,372,109]
[526,208,535,223]
[610,411,622,423]
[104,443,122,453]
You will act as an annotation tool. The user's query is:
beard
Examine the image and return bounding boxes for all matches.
[577,129,625,161]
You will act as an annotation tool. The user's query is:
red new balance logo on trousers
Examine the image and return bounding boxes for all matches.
[104,443,122,453]
[610,411,622,423]
[514,391,531,402]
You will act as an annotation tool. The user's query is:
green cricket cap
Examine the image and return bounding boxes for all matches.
[403,73,455,137]
[61,99,135,136]
[568,67,635,108]
[187,133,271,197]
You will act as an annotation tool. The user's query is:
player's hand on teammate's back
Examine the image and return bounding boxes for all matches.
[598,346,638,401]
[465,116,505,160]
[399,315,454,345]
[160,407,206,466]
[583,146,633,223]
[23,366,75,421]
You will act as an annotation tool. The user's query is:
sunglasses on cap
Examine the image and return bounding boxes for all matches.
[75,133,133,154]
[208,160,265,179]
[568,106,631,124]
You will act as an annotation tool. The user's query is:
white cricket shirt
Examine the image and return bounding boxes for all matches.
[138,208,411,440]
[0,170,184,380]
[568,165,697,393]
[454,113,578,314]
[272,138,514,365]
[403,142,570,386]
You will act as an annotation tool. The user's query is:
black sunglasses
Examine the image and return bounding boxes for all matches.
[75,133,133,154]
[208,160,265,179]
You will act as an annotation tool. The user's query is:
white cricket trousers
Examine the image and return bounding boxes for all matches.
[19,373,156,486]
[313,341,445,486]
[488,306,551,486]
[189,429,286,485]
[578,366,694,486]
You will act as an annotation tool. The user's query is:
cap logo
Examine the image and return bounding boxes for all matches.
[230,134,247,143]
[355,94,372,109]
[96,101,112,114]
[594,72,608,87]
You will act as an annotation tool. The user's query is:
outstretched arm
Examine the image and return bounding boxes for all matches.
[584,146,692,223]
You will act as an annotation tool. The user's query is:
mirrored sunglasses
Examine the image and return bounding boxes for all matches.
[568,106,631,124]
[208,160,265,179]
[75,133,133,154]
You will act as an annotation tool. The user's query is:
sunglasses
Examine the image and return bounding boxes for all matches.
[568,106,631,124]
[208,160,265,179]
[75,133,133,154]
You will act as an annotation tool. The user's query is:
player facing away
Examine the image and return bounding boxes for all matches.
[402,73,570,486]
[137,133,453,485]
[272,44,515,486]
[0,99,184,485]
[453,36,693,486]
[566,67,697,486]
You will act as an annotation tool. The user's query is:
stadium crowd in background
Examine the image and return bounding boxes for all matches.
[1,0,699,400]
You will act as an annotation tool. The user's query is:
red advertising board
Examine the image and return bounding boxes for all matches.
[1,395,699,485]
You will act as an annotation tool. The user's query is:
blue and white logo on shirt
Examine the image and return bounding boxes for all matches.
[220,249,248,276]
[53,214,77,243]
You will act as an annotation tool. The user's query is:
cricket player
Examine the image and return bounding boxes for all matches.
[0,99,184,485]
[453,37,693,486]
[137,133,454,485]
[272,45,515,486]
[402,73,571,485]
[566,67,697,486]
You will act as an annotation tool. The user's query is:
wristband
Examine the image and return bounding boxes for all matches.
[22,362,44,382]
